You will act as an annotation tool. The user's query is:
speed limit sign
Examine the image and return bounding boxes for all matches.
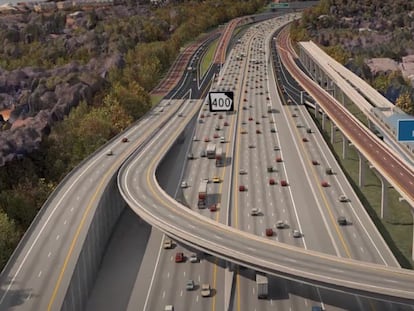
[208,92,234,112]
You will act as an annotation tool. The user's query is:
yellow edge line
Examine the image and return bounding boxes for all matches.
[47,103,179,311]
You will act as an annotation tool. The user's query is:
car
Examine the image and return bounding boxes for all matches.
[218,115,223,119]
[311,306,323,311]
[204,137,210,142]
[200,114,205,118]
[200,150,206,157]
[256,129,261,134]
[121,137,128,143]
[306,128,312,133]
[270,128,276,133]
[239,169,247,175]
[250,208,260,216]
[292,230,302,238]
[220,136,225,143]
[224,121,229,126]
[280,180,288,187]
[248,144,255,149]
[269,178,276,185]
[180,181,188,188]
[187,153,194,160]
[241,121,247,125]
[276,156,282,162]
[213,133,219,139]
[177,113,183,117]
[337,216,347,226]
[292,113,297,117]
[215,125,221,131]
[248,117,253,121]
[189,253,199,263]
[265,228,274,236]
[175,252,185,263]
[273,146,280,151]
[201,283,211,297]
[106,149,113,156]
[312,160,319,165]
[193,136,198,141]
[339,194,348,202]
[321,181,329,187]
[255,121,260,125]
[210,204,218,212]
[325,167,333,175]
[186,280,195,291]
[163,239,173,249]
[302,137,309,142]
[276,220,285,229]
[267,166,274,172]
[199,119,204,123]
[239,185,246,192]
[269,120,275,124]
[164,305,174,311]
[242,106,248,110]
[240,129,248,134]
[212,176,221,183]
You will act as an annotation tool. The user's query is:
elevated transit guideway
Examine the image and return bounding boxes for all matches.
[118,100,414,303]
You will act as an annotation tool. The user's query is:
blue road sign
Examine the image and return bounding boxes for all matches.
[397,119,414,142]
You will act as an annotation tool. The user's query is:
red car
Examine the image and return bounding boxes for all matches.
[312,160,319,165]
[213,133,219,138]
[224,121,229,126]
[269,178,276,185]
[204,137,210,142]
[321,181,330,187]
[280,180,288,187]
[121,137,128,143]
[239,185,246,192]
[265,228,274,237]
[276,157,282,163]
[175,252,184,263]
[248,117,253,121]
[302,137,309,142]
[209,204,217,212]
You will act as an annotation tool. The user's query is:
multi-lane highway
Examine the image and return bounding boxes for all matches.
[119,13,414,310]
[2,9,414,311]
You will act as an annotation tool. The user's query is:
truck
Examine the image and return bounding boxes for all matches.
[256,273,268,299]
[267,103,272,113]
[215,146,225,167]
[198,180,208,208]
[206,143,216,159]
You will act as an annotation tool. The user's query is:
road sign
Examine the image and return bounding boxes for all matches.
[208,92,234,112]
[397,119,414,142]
[270,2,289,9]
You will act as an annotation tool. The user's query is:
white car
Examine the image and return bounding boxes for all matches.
[180,181,188,188]
[239,169,247,175]
[339,194,348,202]
[201,283,211,297]
[106,149,113,156]
[250,208,260,216]
[292,230,302,238]
[189,253,198,263]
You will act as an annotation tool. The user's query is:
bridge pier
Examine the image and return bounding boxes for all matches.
[321,112,326,130]
[342,133,348,159]
[331,123,336,144]
[357,151,367,187]
[314,102,319,118]
[370,166,389,219]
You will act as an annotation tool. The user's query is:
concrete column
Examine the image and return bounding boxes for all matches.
[357,151,366,187]
[370,167,389,219]
[331,123,335,144]
[321,112,326,130]
[380,177,389,220]
[342,133,347,159]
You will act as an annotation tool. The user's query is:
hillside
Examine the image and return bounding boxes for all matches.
[290,0,414,114]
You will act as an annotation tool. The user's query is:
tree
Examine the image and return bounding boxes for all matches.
[395,91,414,115]
[0,211,20,268]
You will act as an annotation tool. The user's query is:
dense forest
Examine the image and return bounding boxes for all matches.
[0,0,266,269]
[290,0,414,114]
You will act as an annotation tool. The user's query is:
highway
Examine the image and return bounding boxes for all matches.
[119,13,414,310]
[2,9,414,311]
